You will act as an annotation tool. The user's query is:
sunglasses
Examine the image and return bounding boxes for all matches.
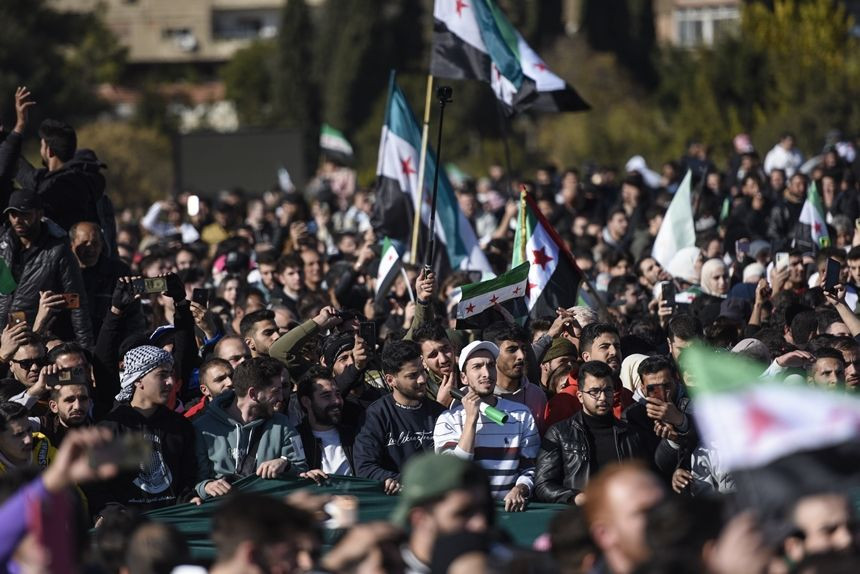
[11,357,47,370]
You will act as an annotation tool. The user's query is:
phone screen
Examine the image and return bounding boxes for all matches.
[825,258,841,292]
[661,281,676,306]
[358,321,377,349]
[192,288,210,307]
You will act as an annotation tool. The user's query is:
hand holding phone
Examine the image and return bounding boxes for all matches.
[191,288,210,307]
[824,258,841,294]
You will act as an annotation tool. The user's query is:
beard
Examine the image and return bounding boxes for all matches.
[313,404,342,426]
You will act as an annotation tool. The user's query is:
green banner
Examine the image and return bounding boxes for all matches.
[145,474,564,560]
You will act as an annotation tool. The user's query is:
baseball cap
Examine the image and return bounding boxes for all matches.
[390,453,487,527]
[4,189,42,213]
[457,340,499,372]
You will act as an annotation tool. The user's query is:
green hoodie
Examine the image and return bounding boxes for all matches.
[192,390,309,499]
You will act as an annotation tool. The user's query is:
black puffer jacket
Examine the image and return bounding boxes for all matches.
[0,219,94,347]
[534,411,645,504]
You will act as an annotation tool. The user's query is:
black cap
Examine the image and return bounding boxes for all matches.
[4,190,42,214]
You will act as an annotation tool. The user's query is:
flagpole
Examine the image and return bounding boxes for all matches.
[494,97,515,200]
[400,267,415,303]
[424,85,454,271]
[518,186,528,263]
[410,74,434,264]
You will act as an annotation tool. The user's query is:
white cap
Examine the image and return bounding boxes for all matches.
[458,340,500,372]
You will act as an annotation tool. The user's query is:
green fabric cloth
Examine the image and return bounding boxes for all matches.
[145,474,564,560]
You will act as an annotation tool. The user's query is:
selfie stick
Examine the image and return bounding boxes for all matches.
[424,86,453,274]
[449,388,509,426]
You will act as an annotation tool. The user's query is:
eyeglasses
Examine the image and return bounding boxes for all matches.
[582,387,614,399]
[11,357,47,370]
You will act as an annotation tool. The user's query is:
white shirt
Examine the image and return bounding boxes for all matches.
[312,428,352,476]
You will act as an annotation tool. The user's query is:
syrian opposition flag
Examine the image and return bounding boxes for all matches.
[431,0,589,116]
[456,262,530,329]
[681,346,860,508]
[512,190,583,318]
[370,72,493,275]
[320,124,354,164]
[375,237,402,302]
[651,170,695,268]
[795,181,830,250]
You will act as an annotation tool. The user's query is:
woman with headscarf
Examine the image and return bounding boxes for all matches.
[690,258,729,326]
[619,353,648,394]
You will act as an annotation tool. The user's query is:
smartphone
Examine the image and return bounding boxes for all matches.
[660,281,676,306]
[88,433,153,473]
[187,194,200,217]
[358,321,377,350]
[60,293,80,309]
[647,383,667,402]
[132,277,167,295]
[191,287,210,307]
[46,366,90,387]
[735,239,750,258]
[825,258,841,293]
[775,252,789,270]
[8,311,25,326]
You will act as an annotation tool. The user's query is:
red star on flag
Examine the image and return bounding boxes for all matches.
[748,404,783,444]
[534,62,547,72]
[386,253,396,263]
[513,285,521,295]
[813,222,822,234]
[531,247,554,270]
[400,156,416,177]
[455,0,468,17]
[465,302,475,314]
[489,294,499,304]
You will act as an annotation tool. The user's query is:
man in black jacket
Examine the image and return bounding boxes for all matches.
[295,365,355,476]
[622,355,695,479]
[89,345,197,516]
[70,221,144,337]
[0,190,93,347]
[535,361,645,505]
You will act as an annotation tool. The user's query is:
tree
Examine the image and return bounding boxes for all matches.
[222,40,278,127]
[76,122,173,209]
[273,0,319,170]
[0,0,124,124]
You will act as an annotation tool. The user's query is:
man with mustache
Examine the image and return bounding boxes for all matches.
[192,356,315,501]
[295,365,356,476]
[535,361,646,504]
[433,341,539,512]
[485,323,547,431]
[545,323,634,429]
[0,189,93,347]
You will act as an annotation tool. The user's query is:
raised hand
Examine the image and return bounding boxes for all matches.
[13,86,35,134]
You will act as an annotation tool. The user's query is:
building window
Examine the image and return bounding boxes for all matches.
[675,5,740,47]
[212,9,279,41]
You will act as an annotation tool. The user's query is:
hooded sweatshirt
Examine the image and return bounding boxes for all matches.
[192,390,308,499]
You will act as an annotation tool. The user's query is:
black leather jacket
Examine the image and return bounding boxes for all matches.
[534,411,645,504]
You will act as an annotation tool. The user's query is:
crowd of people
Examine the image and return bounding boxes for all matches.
[0,83,857,574]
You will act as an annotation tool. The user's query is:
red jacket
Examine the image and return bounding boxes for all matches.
[544,372,634,429]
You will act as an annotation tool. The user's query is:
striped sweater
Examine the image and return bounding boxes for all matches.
[433,397,540,499]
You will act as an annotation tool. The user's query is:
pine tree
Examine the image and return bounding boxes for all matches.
[273,0,319,170]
